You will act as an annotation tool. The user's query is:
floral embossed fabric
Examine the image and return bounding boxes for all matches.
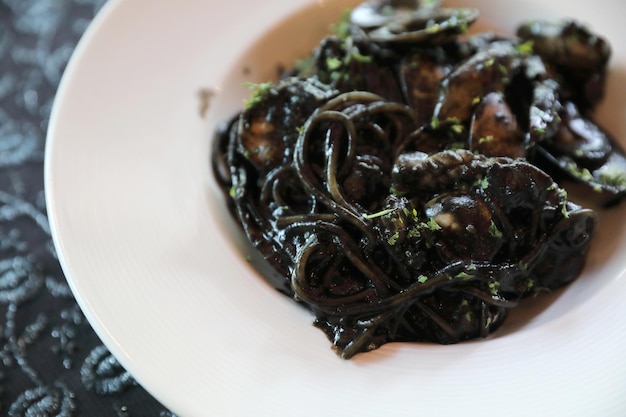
[0,1,175,415]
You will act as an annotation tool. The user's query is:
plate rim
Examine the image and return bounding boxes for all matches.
[44,0,626,415]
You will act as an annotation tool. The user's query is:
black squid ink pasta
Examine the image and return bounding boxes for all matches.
[212,0,625,358]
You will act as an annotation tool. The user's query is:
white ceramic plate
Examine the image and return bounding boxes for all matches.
[45,0,626,416]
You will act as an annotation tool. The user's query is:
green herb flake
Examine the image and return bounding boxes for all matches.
[388,231,400,246]
[418,275,429,284]
[451,124,465,134]
[458,20,469,33]
[426,22,441,33]
[242,81,274,108]
[475,177,489,190]
[326,56,343,71]
[330,71,347,83]
[408,228,422,239]
[389,187,407,197]
[430,117,440,129]
[445,117,462,124]
[546,182,558,192]
[598,165,626,188]
[488,281,500,295]
[516,40,534,55]
[566,162,595,182]
[426,218,442,231]
[350,51,372,63]
[363,208,396,219]
[455,272,474,281]
[465,312,473,322]
[489,220,503,239]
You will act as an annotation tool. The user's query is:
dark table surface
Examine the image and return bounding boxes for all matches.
[0,0,175,415]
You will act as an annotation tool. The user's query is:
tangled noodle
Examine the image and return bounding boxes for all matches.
[212,0,623,358]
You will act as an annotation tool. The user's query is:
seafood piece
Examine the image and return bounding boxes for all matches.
[365,7,479,45]
[390,149,597,290]
[517,19,611,109]
[433,40,524,124]
[304,36,405,103]
[469,91,526,158]
[516,19,610,76]
[535,102,626,204]
[399,48,454,125]
[350,0,443,31]
[215,78,338,288]
[232,77,337,175]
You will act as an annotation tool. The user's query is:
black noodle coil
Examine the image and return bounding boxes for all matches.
[212,1,623,358]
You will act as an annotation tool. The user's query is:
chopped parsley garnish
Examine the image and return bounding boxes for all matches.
[326,56,343,71]
[566,162,595,183]
[425,218,442,231]
[489,221,503,239]
[243,81,274,109]
[350,51,372,63]
[516,40,534,55]
[451,123,465,134]
[363,208,397,219]
[597,165,626,188]
[474,176,490,190]
[455,272,474,281]
[388,231,400,246]
[488,281,500,295]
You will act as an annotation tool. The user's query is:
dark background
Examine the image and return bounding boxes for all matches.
[0,0,174,415]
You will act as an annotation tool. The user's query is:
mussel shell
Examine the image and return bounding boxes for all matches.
[366,8,479,44]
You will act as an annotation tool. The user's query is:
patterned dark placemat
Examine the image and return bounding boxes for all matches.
[1,1,175,415]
